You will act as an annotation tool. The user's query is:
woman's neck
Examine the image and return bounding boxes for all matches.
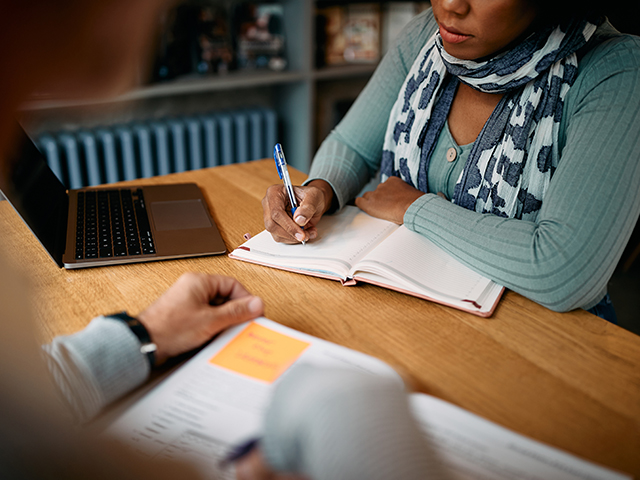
[447,82,504,146]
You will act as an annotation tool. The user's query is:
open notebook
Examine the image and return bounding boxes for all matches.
[230,206,504,317]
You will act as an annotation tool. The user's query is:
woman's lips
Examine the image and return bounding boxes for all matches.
[439,24,471,44]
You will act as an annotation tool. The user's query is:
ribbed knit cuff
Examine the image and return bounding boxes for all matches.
[404,192,441,230]
[42,317,150,422]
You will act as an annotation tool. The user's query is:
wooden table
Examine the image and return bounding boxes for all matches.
[1,159,639,477]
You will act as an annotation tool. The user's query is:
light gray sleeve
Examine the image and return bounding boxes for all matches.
[41,316,150,423]
[261,366,450,480]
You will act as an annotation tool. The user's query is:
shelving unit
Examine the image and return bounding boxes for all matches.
[18,0,418,174]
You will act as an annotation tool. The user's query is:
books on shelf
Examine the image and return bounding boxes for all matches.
[105,318,631,480]
[343,4,381,63]
[316,5,347,66]
[317,3,381,66]
[233,3,287,71]
[230,206,504,317]
[151,1,287,83]
[316,1,432,68]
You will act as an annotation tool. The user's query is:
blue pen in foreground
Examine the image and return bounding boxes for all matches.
[273,143,305,245]
[220,437,260,468]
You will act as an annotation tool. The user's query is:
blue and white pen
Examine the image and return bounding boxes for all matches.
[273,143,305,245]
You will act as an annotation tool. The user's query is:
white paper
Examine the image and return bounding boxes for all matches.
[105,318,629,480]
[104,318,401,479]
[410,394,631,480]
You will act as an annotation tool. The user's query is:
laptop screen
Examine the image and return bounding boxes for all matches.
[0,123,68,267]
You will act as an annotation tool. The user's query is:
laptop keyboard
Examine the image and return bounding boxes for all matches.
[75,189,156,260]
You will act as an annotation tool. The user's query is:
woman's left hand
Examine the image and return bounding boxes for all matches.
[355,176,424,224]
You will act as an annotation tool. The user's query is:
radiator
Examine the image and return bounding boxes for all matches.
[36,108,278,189]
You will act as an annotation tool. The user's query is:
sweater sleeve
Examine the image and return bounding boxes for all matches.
[261,365,450,480]
[305,10,438,207]
[41,316,150,423]
[405,34,640,312]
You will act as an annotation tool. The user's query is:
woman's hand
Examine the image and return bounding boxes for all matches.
[137,273,264,366]
[355,176,424,224]
[262,180,334,244]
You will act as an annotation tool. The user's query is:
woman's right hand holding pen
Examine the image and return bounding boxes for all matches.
[262,180,334,244]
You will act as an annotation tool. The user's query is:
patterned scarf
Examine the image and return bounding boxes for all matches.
[380,18,598,220]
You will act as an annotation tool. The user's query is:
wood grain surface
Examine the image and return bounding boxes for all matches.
[1,159,638,477]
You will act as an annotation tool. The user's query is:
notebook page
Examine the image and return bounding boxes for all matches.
[352,226,494,304]
[231,207,398,280]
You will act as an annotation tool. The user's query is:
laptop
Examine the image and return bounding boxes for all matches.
[0,123,226,269]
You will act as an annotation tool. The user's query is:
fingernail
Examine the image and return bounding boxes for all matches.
[295,233,305,242]
[294,215,307,226]
[248,296,263,314]
[309,231,317,240]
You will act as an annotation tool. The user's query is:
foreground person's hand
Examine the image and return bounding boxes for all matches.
[137,273,264,366]
[235,448,308,480]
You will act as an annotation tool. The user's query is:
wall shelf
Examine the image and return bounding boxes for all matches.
[22,70,308,111]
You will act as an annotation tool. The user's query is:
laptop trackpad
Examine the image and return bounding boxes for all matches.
[151,200,212,231]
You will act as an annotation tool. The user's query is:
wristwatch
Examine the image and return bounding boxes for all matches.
[108,311,157,368]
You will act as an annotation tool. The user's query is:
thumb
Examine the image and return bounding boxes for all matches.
[212,295,264,327]
[293,201,321,227]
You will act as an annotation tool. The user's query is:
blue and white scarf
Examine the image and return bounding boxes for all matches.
[380,18,598,220]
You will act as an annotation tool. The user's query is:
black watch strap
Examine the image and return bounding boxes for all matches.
[108,311,157,368]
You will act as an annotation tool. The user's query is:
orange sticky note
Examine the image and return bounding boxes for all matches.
[209,323,310,383]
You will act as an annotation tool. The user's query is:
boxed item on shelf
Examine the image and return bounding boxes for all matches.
[381,2,419,54]
[194,4,234,74]
[316,3,380,66]
[316,2,431,68]
[152,1,234,81]
[343,3,381,63]
[317,5,347,66]
[233,2,287,71]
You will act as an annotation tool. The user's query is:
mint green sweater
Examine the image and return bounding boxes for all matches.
[308,10,640,312]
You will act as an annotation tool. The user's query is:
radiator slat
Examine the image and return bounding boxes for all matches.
[186,119,203,171]
[117,128,137,181]
[134,124,154,178]
[264,110,277,158]
[96,129,120,184]
[233,113,249,165]
[169,120,187,173]
[202,116,220,168]
[217,113,234,166]
[249,110,264,162]
[78,131,102,186]
[59,133,84,189]
[151,122,171,176]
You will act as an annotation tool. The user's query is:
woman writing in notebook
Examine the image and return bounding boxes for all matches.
[262,0,640,323]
